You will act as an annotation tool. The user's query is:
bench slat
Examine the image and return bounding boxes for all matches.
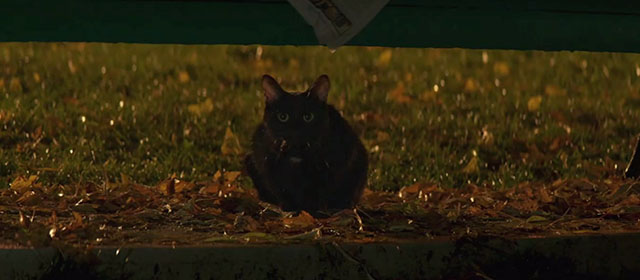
[2,0,640,52]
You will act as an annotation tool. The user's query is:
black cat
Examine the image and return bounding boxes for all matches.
[244,74,368,215]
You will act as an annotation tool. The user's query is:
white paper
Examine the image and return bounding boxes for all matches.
[287,0,390,49]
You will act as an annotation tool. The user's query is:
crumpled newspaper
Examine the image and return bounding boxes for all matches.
[287,0,389,49]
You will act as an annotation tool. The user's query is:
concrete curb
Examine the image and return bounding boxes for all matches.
[2,233,639,279]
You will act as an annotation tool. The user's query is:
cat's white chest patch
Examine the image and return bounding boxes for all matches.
[289,156,303,163]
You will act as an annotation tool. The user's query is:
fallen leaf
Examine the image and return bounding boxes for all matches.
[404,73,413,82]
[282,211,316,229]
[70,212,84,229]
[178,71,190,83]
[16,190,41,205]
[224,171,241,184]
[253,59,273,72]
[187,98,214,116]
[376,131,390,142]
[9,77,22,92]
[234,214,260,232]
[67,60,76,74]
[388,82,411,104]
[10,175,38,191]
[493,62,510,76]
[376,49,392,67]
[157,177,176,195]
[420,90,438,102]
[549,137,563,152]
[545,85,567,97]
[462,157,480,174]
[480,126,494,146]
[463,78,478,93]
[199,182,221,195]
[538,187,554,203]
[527,95,543,112]
[212,170,223,182]
[175,180,196,193]
[398,183,419,199]
[221,126,242,156]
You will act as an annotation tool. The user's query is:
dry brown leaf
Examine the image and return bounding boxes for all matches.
[480,126,495,146]
[527,95,543,112]
[282,211,316,229]
[549,137,563,152]
[545,84,567,97]
[493,62,510,76]
[212,170,223,182]
[420,90,438,102]
[67,60,76,74]
[463,78,478,93]
[376,49,392,67]
[199,183,221,195]
[467,206,484,216]
[234,214,260,232]
[376,131,390,142]
[178,71,190,83]
[538,187,554,203]
[175,180,196,193]
[10,175,38,191]
[157,177,176,196]
[221,126,242,156]
[398,183,440,201]
[187,98,214,116]
[224,171,241,183]
[404,72,413,82]
[253,59,273,72]
[16,190,41,205]
[71,212,84,229]
[388,82,411,104]
[462,157,480,174]
[132,184,156,198]
[9,77,22,92]
[398,183,419,199]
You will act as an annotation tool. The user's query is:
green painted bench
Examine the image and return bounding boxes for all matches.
[2,0,640,52]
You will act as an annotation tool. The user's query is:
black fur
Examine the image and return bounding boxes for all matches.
[245,74,368,214]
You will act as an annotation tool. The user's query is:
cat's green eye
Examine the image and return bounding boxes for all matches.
[277,113,289,122]
[303,113,315,122]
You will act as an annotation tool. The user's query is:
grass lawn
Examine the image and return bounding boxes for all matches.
[3,43,640,275]
[2,43,640,190]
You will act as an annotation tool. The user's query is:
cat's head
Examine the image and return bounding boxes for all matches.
[261,74,332,160]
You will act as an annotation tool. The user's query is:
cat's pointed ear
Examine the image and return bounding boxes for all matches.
[308,75,330,102]
[262,74,284,103]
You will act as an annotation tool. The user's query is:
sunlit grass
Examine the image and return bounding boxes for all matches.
[1,43,640,191]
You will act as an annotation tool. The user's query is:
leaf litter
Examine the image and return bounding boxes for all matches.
[1,173,640,249]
